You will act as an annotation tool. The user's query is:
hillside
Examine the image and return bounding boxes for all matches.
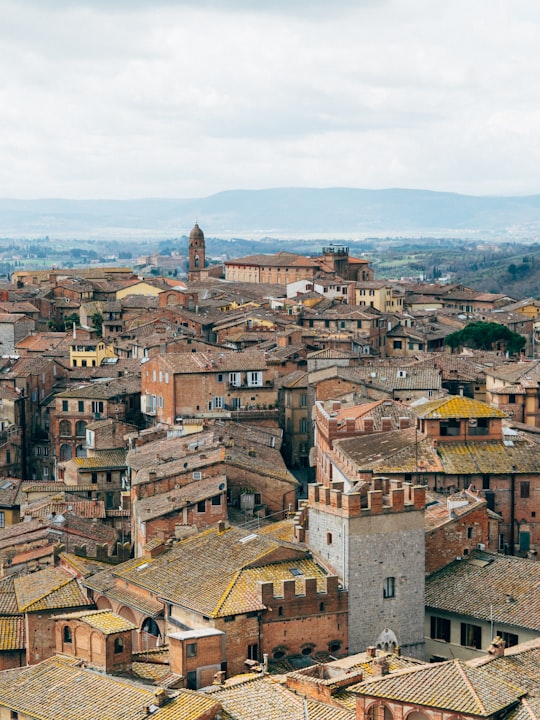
[3,188,540,239]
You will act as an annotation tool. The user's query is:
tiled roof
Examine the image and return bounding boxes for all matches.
[54,608,137,634]
[414,395,507,419]
[217,558,331,616]
[210,674,353,720]
[14,567,92,613]
[469,639,540,699]
[0,656,220,720]
[437,439,540,474]
[92,526,310,618]
[83,568,164,617]
[507,698,540,720]
[157,350,268,374]
[0,616,24,650]
[71,448,127,469]
[426,551,540,630]
[58,552,111,578]
[0,575,18,615]
[352,659,524,715]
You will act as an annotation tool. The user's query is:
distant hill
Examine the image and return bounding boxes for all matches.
[2,188,540,239]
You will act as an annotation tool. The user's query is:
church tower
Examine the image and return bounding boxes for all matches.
[188,223,205,280]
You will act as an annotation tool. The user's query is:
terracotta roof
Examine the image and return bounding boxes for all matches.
[88,526,310,618]
[156,350,268,374]
[14,567,92,613]
[426,551,540,631]
[0,616,24,651]
[0,575,18,615]
[469,639,540,698]
[210,674,353,720]
[71,449,127,469]
[54,608,137,634]
[352,658,524,715]
[414,395,507,419]
[0,655,220,720]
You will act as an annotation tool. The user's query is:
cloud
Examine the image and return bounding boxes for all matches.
[0,0,539,198]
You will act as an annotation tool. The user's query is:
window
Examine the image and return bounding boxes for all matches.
[509,394,516,403]
[300,394,307,407]
[482,475,490,490]
[63,626,72,643]
[62,400,68,412]
[248,371,262,387]
[78,401,84,412]
[186,642,197,657]
[247,643,258,661]
[278,606,284,617]
[211,494,221,506]
[229,372,241,387]
[383,577,395,599]
[59,420,71,436]
[393,340,402,349]
[326,532,333,545]
[440,418,461,437]
[0,511,5,528]
[92,400,104,415]
[91,472,98,484]
[197,500,206,513]
[75,421,86,437]
[216,373,224,382]
[300,418,308,433]
[212,396,224,410]
[461,622,482,649]
[467,526,473,539]
[496,630,519,648]
[186,671,197,690]
[430,616,451,642]
[520,482,530,499]
[106,471,112,483]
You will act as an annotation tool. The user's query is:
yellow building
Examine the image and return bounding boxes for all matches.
[354,281,404,312]
[69,327,116,368]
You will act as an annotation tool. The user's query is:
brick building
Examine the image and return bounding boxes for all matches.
[141,350,277,423]
[225,246,373,285]
[84,524,348,683]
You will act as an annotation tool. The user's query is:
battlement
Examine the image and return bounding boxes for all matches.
[258,575,343,608]
[308,479,426,519]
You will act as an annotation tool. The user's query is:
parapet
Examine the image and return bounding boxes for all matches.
[258,575,343,607]
[309,480,425,519]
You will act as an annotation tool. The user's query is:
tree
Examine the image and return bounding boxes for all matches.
[92,312,103,337]
[445,322,526,356]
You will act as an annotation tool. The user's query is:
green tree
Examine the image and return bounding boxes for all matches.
[445,321,526,356]
[92,312,103,337]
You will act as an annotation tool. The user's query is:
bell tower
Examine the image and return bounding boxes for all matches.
[188,223,205,280]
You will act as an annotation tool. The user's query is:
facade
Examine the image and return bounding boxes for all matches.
[140,350,277,423]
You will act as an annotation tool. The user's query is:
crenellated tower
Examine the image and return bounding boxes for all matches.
[296,478,426,658]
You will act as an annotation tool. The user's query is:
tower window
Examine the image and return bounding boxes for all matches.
[383,577,395,599]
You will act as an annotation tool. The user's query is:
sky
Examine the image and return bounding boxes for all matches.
[1,0,540,199]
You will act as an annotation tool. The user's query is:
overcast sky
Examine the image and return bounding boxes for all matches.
[1,0,540,199]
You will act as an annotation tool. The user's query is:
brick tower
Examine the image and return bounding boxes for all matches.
[188,223,205,281]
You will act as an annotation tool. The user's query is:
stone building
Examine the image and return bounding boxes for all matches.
[298,479,426,658]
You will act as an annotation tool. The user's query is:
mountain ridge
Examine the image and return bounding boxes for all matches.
[1,188,540,239]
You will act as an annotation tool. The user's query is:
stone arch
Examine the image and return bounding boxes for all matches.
[76,444,86,458]
[376,628,399,654]
[366,703,394,720]
[60,443,72,461]
[406,712,431,720]
[96,596,112,610]
[166,293,178,306]
[117,605,139,648]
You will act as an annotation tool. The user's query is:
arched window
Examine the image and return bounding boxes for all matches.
[59,420,71,437]
[141,617,160,638]
[60,444,72,461]
[114,637,124,654]
[75,420,87,437]
[63,626,72,643]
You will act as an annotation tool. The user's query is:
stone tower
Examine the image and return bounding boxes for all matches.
[296,478,426,659]
[188,223,205,280]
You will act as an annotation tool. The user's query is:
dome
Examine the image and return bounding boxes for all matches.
[189,223,204,242]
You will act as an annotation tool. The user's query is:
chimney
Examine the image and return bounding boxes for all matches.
[366,646,377,658]
[488,636,506,657]
[372,657,389,677]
